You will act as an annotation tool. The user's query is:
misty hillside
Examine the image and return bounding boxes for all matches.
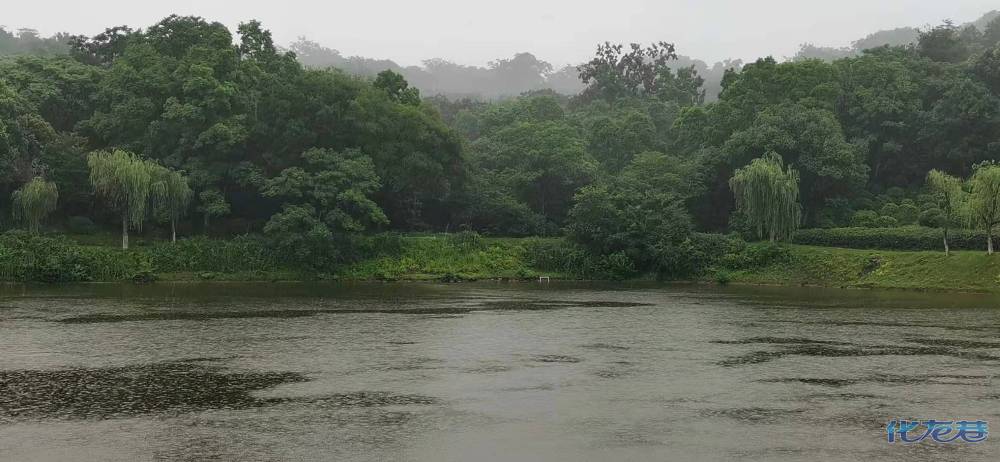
[2,9,997,101]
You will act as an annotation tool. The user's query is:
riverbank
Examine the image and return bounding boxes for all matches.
[2,231,999,292]
[719,245,1000,293]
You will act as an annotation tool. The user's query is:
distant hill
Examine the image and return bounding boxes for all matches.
[3,9,998,102]
[793,9,998,61]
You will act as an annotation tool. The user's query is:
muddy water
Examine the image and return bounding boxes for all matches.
[0,282,998,461]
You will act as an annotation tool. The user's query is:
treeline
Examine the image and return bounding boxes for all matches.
[5,13,1000,278]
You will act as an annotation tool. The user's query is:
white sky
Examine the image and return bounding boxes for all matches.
[3,1,997,67]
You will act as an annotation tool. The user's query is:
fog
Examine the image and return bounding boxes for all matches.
[4,0,997,67]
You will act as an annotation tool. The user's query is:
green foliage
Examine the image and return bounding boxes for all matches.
[0,231,139,282]
[729,153,801,241]
[792,226,991,251]
[262,204,338,269]
[714,269,733,285]
[144,235,283,274]
[567,179,692,269]
[446,231,486,251]
[968,163,1000,253]
[150,165,192,238]
[197,190,230,225]
[88,150,153,233]
[263,148,387,233]
[851,210,879,228]
[11,177,58,233]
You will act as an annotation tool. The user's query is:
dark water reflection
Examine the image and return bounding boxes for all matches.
[0,282,998,461]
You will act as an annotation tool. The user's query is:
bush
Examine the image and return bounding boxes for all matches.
[895,203,920,225]
[447,231,486,251]
[522,239,636,279]
[145,235,283,273]
[66,216,98,235]
[714,270,733,285]
[851,210,879,228]
[0,231,137,282]
[918,208,946,228]
[655,233,746,278]
[875,215,898,228]
[792,226,988,251]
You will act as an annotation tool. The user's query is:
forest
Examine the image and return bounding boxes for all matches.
[3,13,1000,282]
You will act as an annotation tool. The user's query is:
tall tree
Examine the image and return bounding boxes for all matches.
[968,163,1000,254]
[150,165,193,242]
[729,152,802,242]
[926,170,965,255]
[196,189,230,235]
[88,150,155,249]
[578,41,678,102]
[11,177,58,233]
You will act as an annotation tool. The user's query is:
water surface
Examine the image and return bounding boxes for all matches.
[0,282,998,461]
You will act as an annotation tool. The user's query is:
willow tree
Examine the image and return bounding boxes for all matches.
[926,169,965,255]
[730,152,801,242]
[88,150,154,250]
[968,163,1000,254]
[11,177,58,233]
[150,165,192,242]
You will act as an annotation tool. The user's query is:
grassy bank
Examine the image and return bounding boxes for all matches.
[720,245,1000,292]
[3,230,1000,292]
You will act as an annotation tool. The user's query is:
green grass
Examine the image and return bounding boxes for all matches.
[725,245,1000,292]
[337,235,569,281]
[10,230,1000,291]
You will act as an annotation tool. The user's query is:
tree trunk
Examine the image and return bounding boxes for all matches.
[943,227,949,256]
[769,229,776,243]
[121,214,129,250]
[988,226,994,255]
[204,213,210,236]
[171,219,177,243]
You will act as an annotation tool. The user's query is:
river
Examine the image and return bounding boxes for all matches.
[0,282,997,461]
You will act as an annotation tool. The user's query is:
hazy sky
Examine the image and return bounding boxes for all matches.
[4,1,997,67]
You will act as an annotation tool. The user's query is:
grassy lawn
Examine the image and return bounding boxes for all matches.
[729,245,1000,292]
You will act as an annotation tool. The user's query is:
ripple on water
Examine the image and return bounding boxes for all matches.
[54,299,652,324]
[717,342,1000,367]
[0,361,439,422]
[531,355,583,363]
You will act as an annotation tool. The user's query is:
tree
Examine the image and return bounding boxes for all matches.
[724,104,867,222]
[967,163,1000,254]
[729,153,802,242]
[150,165,192,242]
[578,41,678,102]
[926,170,965,255]
[373,70,421,106]
[470,120,595,225]
[196,189,230,235]
[263,147,387,234]
[11,177,58,233]
[88,150,154,249]
[917,21,971,63]
[567,179,692,270]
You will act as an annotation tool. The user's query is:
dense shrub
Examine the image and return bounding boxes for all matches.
[655,233,746,278]
[145,235,284,273]
[851,210,879,227]
[447,231,486,251]
[355,232,405,258]
[792,226,989,251]
[522,239,637,280]
[0,232,137,282]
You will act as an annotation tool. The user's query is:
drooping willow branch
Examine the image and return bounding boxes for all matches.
[12,177,58,233]
[729,152,802,242]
